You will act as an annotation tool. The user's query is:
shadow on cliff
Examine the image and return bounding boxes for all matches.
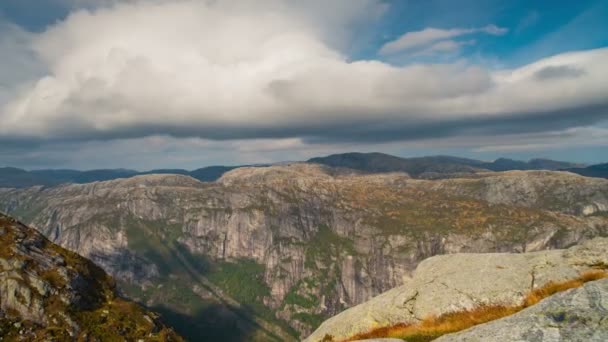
[153,304,260,342]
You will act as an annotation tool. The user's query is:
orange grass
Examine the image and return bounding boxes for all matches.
[341,270,608,342]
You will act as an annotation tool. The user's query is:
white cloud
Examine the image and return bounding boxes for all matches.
[411,39,476,56]
[379,24,507,55]
[0,0,606,149]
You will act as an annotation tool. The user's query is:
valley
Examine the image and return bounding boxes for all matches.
[1,162,607,339]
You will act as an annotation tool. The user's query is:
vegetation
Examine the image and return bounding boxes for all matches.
[335,270,608,342]
[0,213,182,341]
[207,259,270,306]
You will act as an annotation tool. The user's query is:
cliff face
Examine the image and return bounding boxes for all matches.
[0,213,181,341]
[0,164,607,338]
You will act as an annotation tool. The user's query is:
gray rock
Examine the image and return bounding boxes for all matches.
[435,278,608,342]
[305,238,608,342]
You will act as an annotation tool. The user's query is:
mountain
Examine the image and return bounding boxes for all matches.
[1,164,607,339]
[0,212,182,340]
[482,157,585,172]
[564,163,608,179]
[308,153,586,177]
[189,165,241,182]
[0,154,597,189]
[308,153,485,176]
[0,167,55,188]
[305,237,608,341]
[0,166,242,188]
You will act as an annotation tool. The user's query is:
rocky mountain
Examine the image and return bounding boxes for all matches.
[305,237,608,341]
[0,212,181,341]
[564,163,608,179]
[0,164,607,339]
[308,153,586,177]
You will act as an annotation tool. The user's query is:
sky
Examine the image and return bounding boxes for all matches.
[0,0,607,170]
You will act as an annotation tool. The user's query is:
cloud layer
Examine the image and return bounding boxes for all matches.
[0,0,607,152]
[379,25,507,55]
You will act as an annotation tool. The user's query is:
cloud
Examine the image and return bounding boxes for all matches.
[534,65,586,81]
[411,39,476,56]
[379,24,507,55]
[0,0,606,154]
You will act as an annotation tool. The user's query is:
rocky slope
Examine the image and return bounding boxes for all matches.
[305,237,608,341]
[0,212,181,341]
[0,164,607,338]
[434,278,608,341]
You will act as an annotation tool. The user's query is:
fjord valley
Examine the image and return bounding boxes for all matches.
[1,153,607,340]
[2,0,608,341]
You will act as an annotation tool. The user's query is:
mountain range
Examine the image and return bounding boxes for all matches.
[3,152,604,190]
[0,165,241,188]
[1,161,607,340]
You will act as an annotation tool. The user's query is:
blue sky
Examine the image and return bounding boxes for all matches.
[0,0,607,169]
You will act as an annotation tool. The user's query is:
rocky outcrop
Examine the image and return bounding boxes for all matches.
[305,238,608,341]
[0,213,181,341]
[434,278,608,342]
[0,165,607,338]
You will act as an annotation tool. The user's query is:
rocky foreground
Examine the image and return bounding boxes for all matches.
[434,278,608,342]
[0,164,607,338]
[306,237,608,341]
[0,213,181,341]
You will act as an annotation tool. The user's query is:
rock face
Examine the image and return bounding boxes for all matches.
[434,278,608,342]
[0,212,181,340]
[0,164,607,338]
[305,238,608,342]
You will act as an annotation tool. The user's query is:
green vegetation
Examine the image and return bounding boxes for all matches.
[0,214,182,342]
[207,259,270,306]
[305,224,355,269]
[283,282,319,309]
[292,312,325,328]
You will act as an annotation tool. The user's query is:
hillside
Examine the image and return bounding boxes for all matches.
[0,165,607,338]
[0,212,181,341]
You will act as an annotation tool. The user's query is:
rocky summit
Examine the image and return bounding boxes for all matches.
[0,213,181,341]
[434,278,608,342]
[305,238,608,341]
[0,164,607,339]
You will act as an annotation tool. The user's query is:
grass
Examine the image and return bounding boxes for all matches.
[335,270,608,342]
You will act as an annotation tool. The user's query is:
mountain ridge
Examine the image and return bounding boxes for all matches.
[2,152,601,189]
